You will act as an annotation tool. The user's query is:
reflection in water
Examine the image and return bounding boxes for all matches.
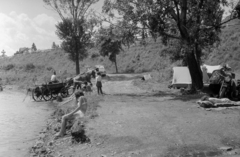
[0,90,53,157]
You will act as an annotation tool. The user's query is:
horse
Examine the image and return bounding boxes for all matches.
[66,70,96,91]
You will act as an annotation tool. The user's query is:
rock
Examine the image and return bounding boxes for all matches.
[219,146,233,151]
[71,119,90,143]
[56,95,63,102]
[48,141,54,146]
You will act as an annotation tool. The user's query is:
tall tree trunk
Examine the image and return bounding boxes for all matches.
[75,52,80,75]
[186,50,203,90]
[114,59,118,73]
[75,40,80,75]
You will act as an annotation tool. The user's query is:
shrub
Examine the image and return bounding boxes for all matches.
[25,63,35,71]
[90,52,100,59]
[4,64,15,71]
[46,66,53,71]
[124,67,135,73]
[99,57,104,62]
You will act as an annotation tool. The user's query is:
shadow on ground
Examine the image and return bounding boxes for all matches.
[111,90,203,102]
[107,75,142,81]
[162,144,222,157]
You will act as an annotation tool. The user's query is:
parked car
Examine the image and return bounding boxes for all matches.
[95,65,106,77]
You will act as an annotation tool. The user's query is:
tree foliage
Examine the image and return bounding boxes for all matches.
[32,43,37,51]
[96,25,130,73]
[52,42,57,49]
[102,0,240,89]
[43,0,99,74]
[56,18,92,61]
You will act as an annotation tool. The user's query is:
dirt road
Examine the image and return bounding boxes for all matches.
[52,75,240,157]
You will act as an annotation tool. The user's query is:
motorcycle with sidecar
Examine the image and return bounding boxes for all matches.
[208,69,239,100]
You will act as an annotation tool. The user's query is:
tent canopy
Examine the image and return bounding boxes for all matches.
[202,64,222,74]
[171,64,221,87]
[172,67,192,85]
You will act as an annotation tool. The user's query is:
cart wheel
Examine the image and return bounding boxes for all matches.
[42,88,52,101]
[32,89,42,101]
[60,87,71,98]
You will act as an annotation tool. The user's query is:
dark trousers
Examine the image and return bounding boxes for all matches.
[96,81,103,95]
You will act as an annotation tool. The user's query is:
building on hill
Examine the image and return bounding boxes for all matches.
[14,47,30,55]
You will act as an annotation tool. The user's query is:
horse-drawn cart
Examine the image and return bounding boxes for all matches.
[32,82,74,101]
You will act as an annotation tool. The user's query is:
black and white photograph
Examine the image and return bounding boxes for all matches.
[1,0,240,156]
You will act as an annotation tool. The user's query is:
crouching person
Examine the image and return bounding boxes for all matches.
[55,90,87,138]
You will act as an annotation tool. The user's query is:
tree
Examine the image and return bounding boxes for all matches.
[32,43,37,51]
[52,42,57,49]
[1,50,6,57]
[56,18,91,62]
[103,0,240,90]
[95,21,136,73]
[43,0,99,74]
[99,37,123,73]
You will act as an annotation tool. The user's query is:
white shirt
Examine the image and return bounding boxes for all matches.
[96,75,102,82]
[51,74,57,82]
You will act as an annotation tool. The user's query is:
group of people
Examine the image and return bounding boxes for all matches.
[53,68,104,139]
[50,67,104,95]
[209,63,237,100]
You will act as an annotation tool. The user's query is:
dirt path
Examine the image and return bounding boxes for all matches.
[52,75,240,157]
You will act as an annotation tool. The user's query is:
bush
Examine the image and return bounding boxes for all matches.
[46,66,53,71]
[4,64,15,71]
[99,57,104,62]
[25,63,35,71]
[124,67,135,73]
[90,52,100,59]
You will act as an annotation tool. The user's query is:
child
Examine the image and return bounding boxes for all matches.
[82,82,92,95]
[96,72,103,95]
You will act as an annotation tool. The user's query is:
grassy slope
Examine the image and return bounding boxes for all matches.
[1,19,240,88]
[206,18,240,73]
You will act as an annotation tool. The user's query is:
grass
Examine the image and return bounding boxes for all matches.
[1,21,240,89]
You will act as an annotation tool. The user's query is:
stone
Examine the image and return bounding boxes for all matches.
[71,119,90,143]
[219,146,233,151]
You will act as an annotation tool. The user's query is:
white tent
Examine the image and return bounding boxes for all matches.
[172,67,192,89]
[202,64,222,74]
[171,65,220,88]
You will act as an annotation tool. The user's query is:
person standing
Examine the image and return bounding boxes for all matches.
[96,72,103,95]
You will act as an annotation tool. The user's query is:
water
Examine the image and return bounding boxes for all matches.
[0,89,54,157]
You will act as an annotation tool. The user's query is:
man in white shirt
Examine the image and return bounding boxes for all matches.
[96,72,103,95]
[51,71,58,83]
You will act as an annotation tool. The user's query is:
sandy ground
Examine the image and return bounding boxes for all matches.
[31,74,240,157]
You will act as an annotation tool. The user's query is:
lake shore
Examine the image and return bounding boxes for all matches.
[0,86,55,157]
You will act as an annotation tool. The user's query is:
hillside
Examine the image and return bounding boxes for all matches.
[0,38,175,88]
[206,18,240,73]
[1,18,240,89]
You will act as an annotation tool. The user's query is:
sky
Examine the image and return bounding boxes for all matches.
[0,0,237,56]
[0,0,104,56]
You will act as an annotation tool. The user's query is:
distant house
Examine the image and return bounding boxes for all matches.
[19,47,29,54]
[14,47,30,55]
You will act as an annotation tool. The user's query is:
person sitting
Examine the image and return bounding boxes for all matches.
[73,74,84,90]
[82,82,92,95]
[50,71,59,83]
[55,91,87,138]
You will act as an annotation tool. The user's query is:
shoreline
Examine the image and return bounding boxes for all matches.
[0,87,55,157]
[29,94,104,157]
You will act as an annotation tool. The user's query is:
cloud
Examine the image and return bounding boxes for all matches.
[0,12,61,56]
